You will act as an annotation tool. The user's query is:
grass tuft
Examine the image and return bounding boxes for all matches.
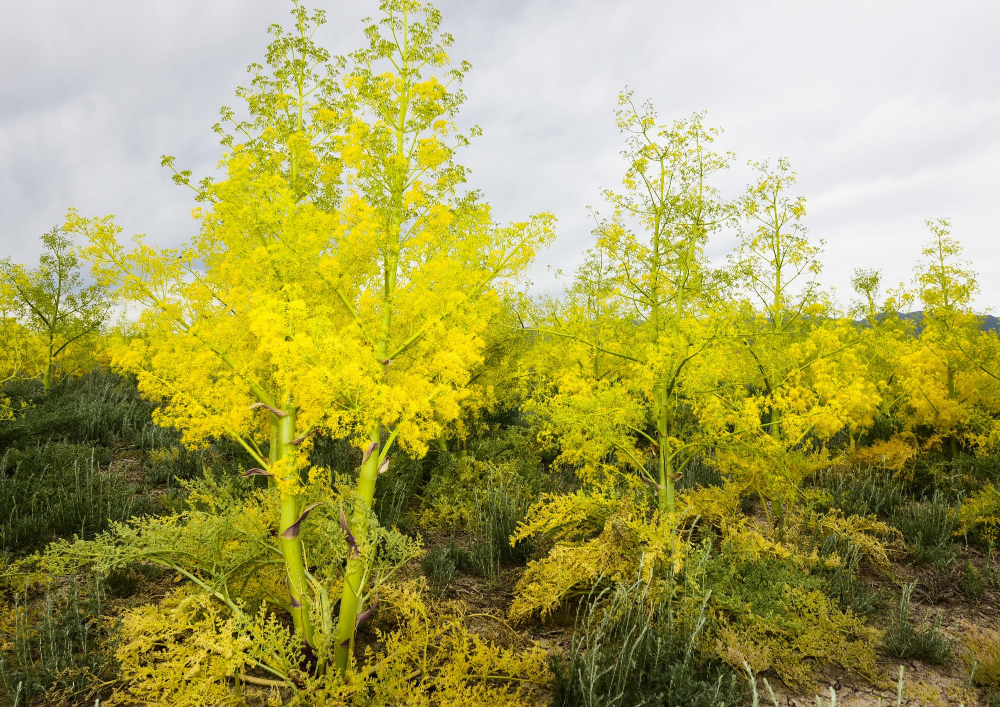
[552,572,743,707]
[891,491,959,569]
[883,581,953,664]
[0,574,116,707]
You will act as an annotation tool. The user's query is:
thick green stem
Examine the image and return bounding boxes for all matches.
[947,365,959,457]
[268,416,279,490]
[333,424,381,674]
[275,393,313,645]
[43,337,53,393]
[655,383,675,514]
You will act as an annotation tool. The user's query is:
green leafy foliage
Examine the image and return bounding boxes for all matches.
[0,227,111,392]
[957,482,1000,546]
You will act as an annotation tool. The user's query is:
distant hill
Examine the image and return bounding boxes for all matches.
[892,311,1000,334]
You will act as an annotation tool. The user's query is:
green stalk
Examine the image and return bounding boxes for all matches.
[43,335,53,393]
[275,393,313,645]
[333,230,400,677]
[333,424,381,674]
[655,382,675,514]
[268,416,280,490]
[333,10,411,675]
[947,365,959,457]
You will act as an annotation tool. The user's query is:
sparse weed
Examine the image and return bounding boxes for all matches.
[746,663,907,707]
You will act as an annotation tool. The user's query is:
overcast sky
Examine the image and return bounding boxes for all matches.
[1,0,998,311]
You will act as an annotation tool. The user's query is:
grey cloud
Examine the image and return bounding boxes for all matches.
[1,0,997,310]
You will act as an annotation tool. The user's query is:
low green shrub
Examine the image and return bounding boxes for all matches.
[957,482,1000,547]
[812,466,907,519]
[467,467,534,580]
[891,492,959,569]
[420,426,546,530]
[0,443,155,554]
[552,573,743,707]
[0,574,116,706]
[706,541,882,690]
[421,540,466,595]
[883,581,953,664]
[960,561,986,605]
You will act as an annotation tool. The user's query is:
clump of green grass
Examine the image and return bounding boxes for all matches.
[891,491,959,569]
[373,451,424,532]
[818,533,884,616]
[552,573,742,707]
[0,371,171,450]
[0,443,155,555]
[675,455,725,491]
[467,467,533,581]
[812,466,907,519]
[0,574,116,706]
[0,371,263,556]
[883,581,953,664]
[421,540,466,595]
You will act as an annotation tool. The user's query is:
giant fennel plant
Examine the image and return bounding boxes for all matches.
[58,0,553,694]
